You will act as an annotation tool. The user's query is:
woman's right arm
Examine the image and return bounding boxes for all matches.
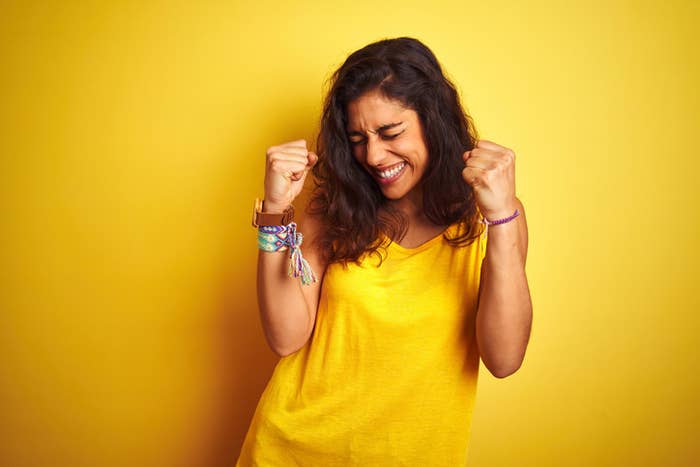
[256,140,327,357]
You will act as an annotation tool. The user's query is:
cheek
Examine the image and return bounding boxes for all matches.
[393,135,423,158]
[393,142,423,166]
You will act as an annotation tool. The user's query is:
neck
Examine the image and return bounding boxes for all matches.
[386,188,425,223]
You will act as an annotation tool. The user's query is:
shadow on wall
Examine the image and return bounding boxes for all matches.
[189,254,279,466]
[180,118,321,465]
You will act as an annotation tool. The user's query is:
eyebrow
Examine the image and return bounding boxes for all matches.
[347,121,404,136]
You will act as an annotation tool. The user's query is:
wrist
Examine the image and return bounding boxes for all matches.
[481,206,519,226]
[252,198,295,227]
[482,203,518,222]
[262,199,291,214]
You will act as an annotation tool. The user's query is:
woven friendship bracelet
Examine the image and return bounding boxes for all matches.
[257,222,317,285]
[481,209,520,226]
[258,225,291,252]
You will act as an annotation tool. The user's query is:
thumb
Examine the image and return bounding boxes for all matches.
[307,151,319,168]
[292,152,317,183]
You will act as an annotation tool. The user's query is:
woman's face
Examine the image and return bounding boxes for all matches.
[346,89,429,201]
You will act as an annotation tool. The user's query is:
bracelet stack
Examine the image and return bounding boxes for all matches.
[258,222,317,286]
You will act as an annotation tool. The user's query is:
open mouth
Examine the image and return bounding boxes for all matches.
[375,161,407,184]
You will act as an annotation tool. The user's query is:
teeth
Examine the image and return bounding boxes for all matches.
[378,162,405,179]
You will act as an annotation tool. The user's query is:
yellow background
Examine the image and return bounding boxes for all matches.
[1,1,698,466]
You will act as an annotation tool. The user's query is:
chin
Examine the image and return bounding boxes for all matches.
[379,186,411,201]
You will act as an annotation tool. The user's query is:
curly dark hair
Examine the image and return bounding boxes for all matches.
[309,36,484,265]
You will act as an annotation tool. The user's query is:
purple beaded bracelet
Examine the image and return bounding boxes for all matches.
[481,209,520,226]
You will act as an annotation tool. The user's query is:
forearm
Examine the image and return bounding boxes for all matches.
[257,251,313,356]
[476,210,532,378]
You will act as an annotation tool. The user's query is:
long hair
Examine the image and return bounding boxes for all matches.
[309,37,484,265]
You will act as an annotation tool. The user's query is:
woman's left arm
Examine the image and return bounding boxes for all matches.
[462,140,533,378]
[475,197,532,378]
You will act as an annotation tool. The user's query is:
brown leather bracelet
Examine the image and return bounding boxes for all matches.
[251,198,295,227]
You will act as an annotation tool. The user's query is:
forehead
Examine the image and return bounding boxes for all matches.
[346,90,412,130]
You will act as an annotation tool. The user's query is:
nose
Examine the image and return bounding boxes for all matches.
[365,134,387,167]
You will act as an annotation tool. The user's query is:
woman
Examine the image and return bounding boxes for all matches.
[239,37,532,466]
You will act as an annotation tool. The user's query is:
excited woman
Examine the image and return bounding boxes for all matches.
[238,36,532,466]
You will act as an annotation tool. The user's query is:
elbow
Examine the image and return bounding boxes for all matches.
[262,309,314,358]
[483,354,525,379]
[272,344,302,358]
[269,333,311,358]
[489,362,522,379]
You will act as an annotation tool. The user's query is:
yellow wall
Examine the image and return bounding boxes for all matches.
[1,1,698,466]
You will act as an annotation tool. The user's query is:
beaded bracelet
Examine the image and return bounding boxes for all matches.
[481,209,520,226]
[258,222,317,286]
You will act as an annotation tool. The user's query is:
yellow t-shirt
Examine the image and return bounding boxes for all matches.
[237,222,487,466]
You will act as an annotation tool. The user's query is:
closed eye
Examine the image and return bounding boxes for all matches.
[349,130,404,146]
[383,132,403,140]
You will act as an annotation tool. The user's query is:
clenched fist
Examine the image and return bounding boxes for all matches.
[264,139,318,213]
[462,139,518,221]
